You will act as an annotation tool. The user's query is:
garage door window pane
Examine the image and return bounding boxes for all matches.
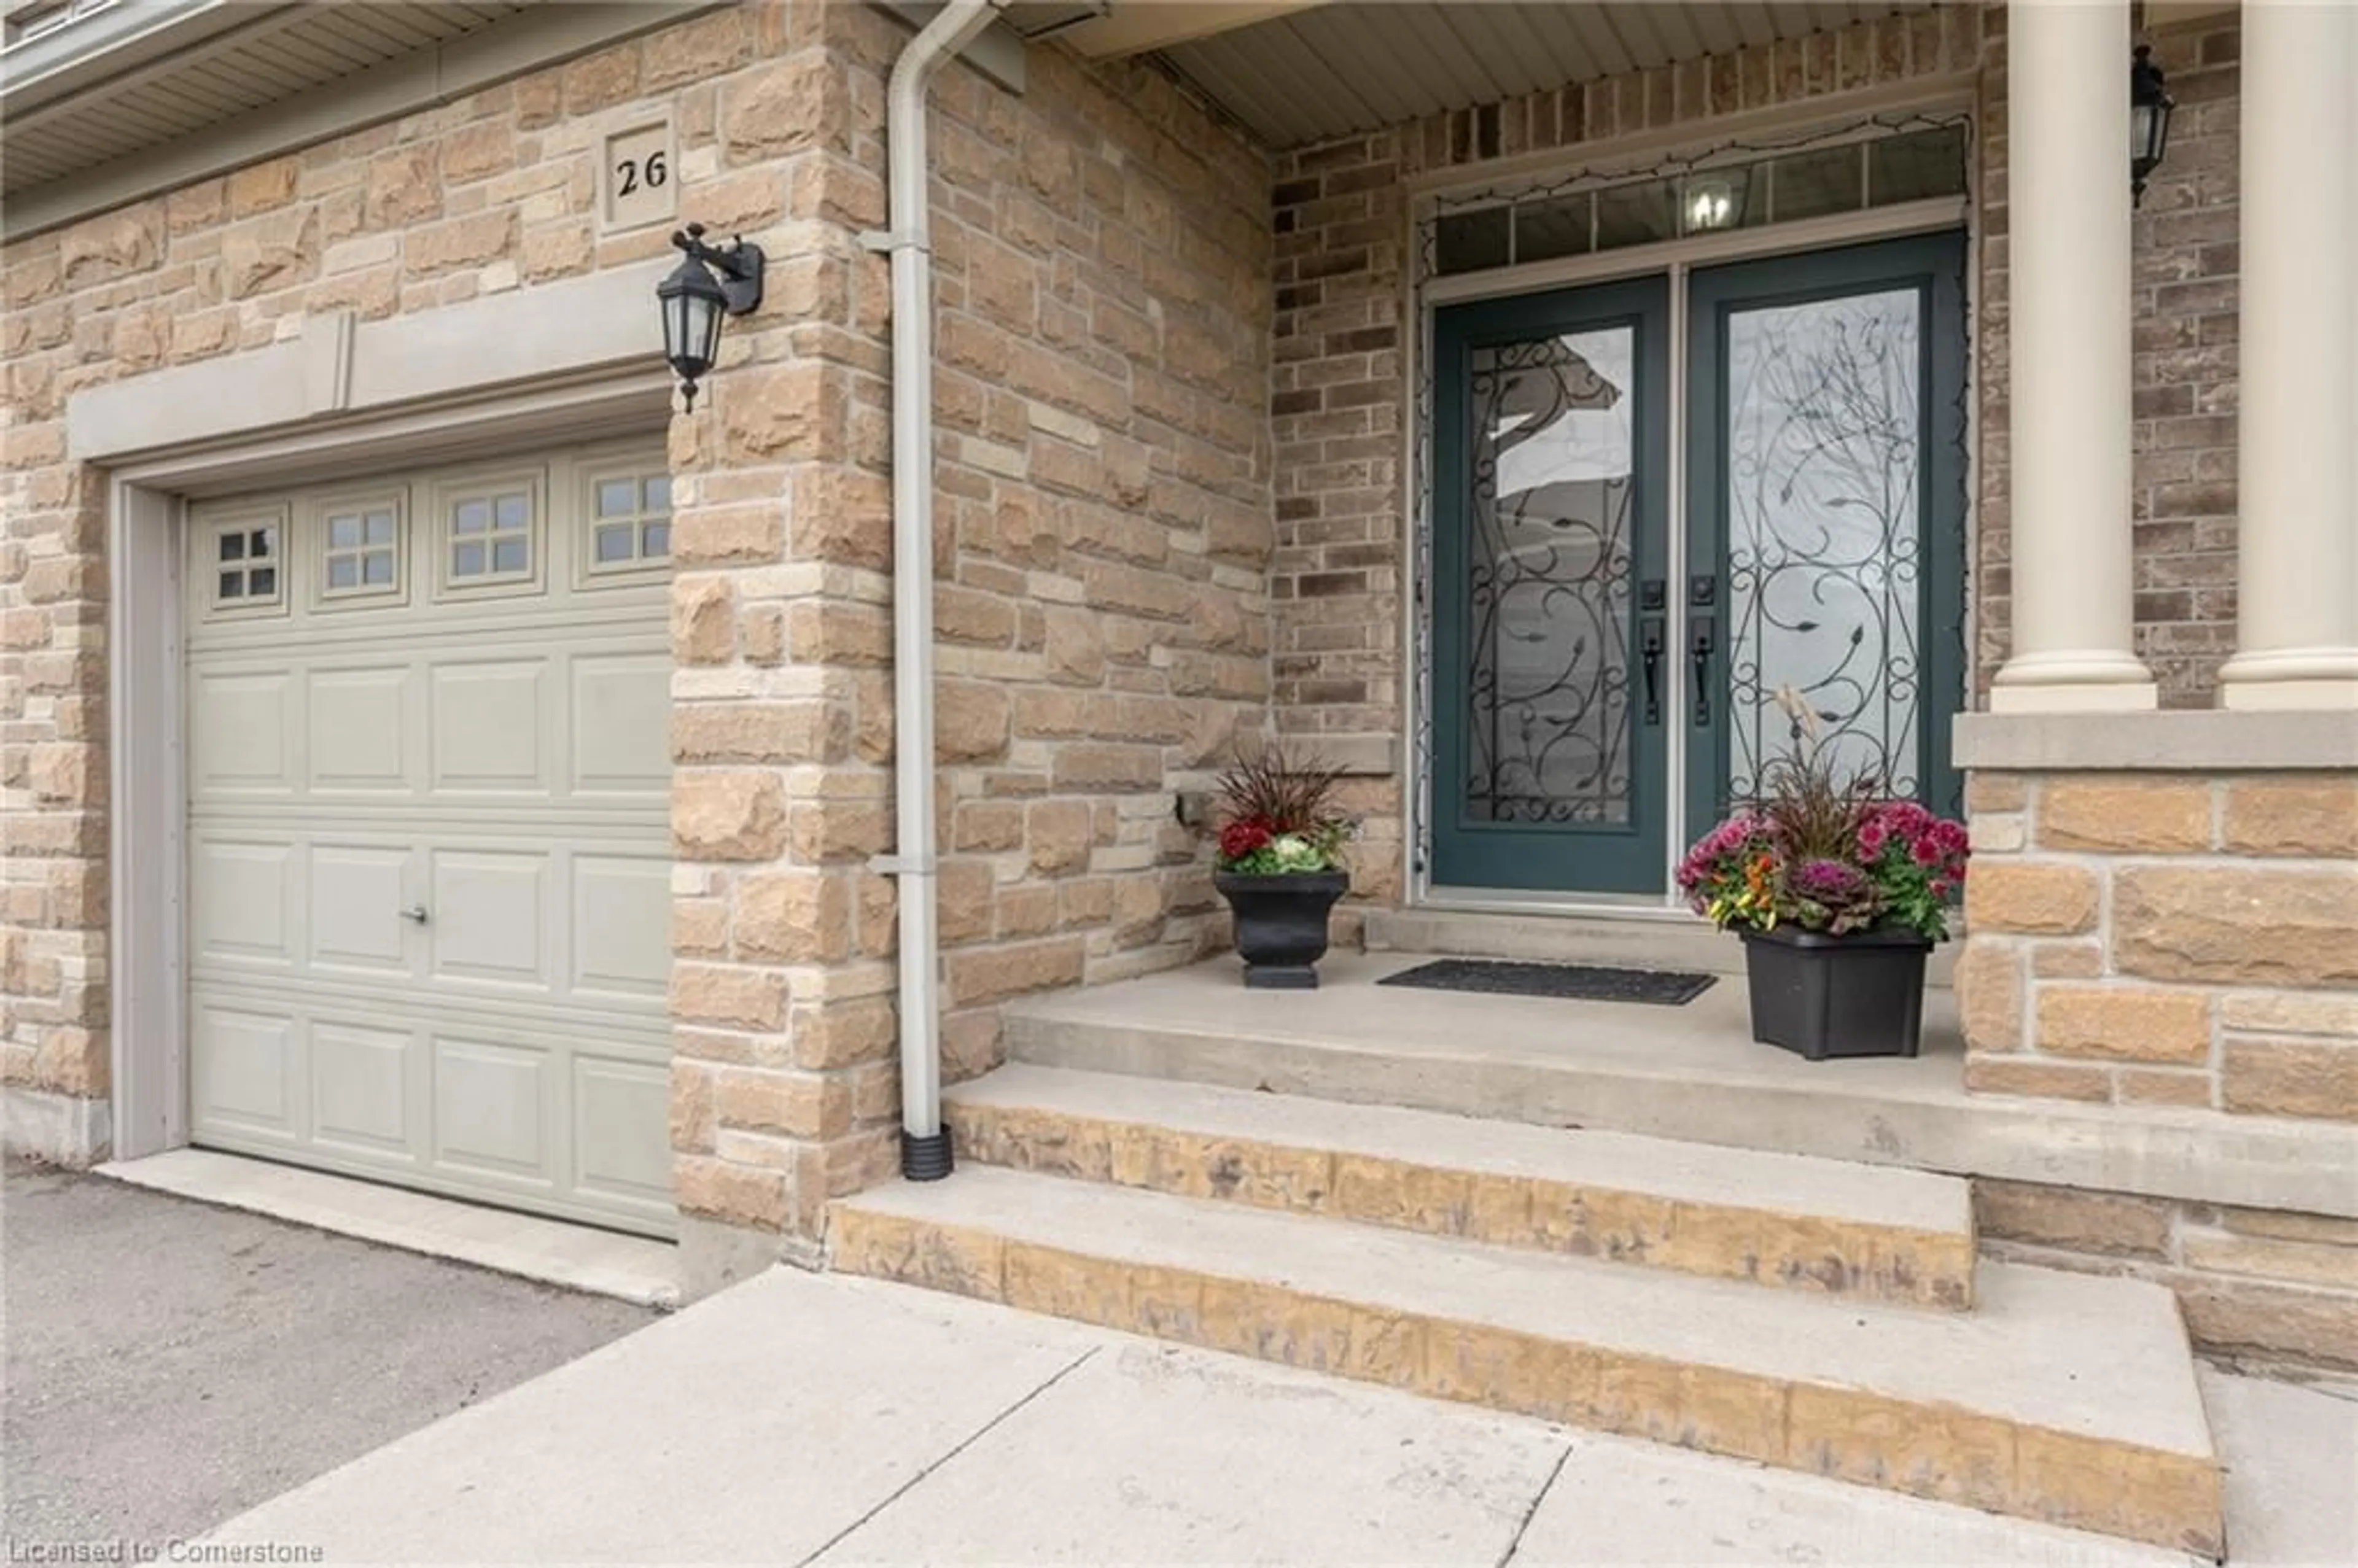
[324,502,402,601]
[448,489,533,583]
[585,468,672,574]
[209,518,283,608]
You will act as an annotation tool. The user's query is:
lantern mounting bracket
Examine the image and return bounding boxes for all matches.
[671,223,765,316]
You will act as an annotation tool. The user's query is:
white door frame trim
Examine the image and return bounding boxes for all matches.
[104,373,671,1161]
[1401,186,1973,915]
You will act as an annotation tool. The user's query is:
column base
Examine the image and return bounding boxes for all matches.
[2219,648,2358,711]
[1990,651,2158,714]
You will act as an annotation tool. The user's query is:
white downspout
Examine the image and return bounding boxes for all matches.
[873,0,1004,1181]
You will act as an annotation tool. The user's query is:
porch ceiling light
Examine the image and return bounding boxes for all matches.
[656,222,765,411]
[1683,175,1739,235]
[2130,43,2174,208]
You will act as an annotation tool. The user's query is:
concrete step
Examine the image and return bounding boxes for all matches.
[1363,907,1959,988]
[946,1064,1976,1310]
[830,1168,2221,1554]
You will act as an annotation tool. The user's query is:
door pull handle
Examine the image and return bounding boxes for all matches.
[400,904,430,925]
[1638,617,1665,726]
[1691,616,1716,728]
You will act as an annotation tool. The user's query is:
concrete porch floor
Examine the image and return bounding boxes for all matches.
[1004,952,2354,1219]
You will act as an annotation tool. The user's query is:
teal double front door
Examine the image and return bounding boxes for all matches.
[1430,233,1967,897]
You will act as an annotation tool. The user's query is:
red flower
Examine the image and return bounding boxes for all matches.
[1218,819,1274,860]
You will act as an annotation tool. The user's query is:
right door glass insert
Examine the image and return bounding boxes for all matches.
[1722,285,1924,799]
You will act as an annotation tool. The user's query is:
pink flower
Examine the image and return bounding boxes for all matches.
[1857,818,1888,857]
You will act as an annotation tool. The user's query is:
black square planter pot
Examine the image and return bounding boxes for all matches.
[1214,868,1348,989]
[1739,924,1933,1061]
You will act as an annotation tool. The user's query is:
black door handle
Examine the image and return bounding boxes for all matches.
[1638,616,1665,725]
[1691,615,1715,727]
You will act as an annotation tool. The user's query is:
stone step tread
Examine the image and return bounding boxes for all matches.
[836,1167,2212,1468]
[947,1063,1972,1241]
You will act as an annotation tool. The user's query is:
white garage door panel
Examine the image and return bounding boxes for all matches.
[185,443,677,1237]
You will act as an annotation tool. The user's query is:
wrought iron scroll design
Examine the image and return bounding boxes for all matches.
[1724,287,1924,801]
[1463,334,1635,824]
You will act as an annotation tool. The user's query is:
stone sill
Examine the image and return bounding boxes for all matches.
[1955,711,2358,773]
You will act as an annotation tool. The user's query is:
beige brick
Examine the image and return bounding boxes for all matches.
[2221,1037,2358,1121]
[669,1061,715,1154]
[2217,1207,2358,1248]
[1974,1179,2174,1260]
[2037,779,2212,853]
[714,1066,847,1139]
[946,937,1085,1006]
[2174,1271,2358,1375]
[673,771,788,861]
[1963,862,2099,936]
[674,1154,790,1230]
[736,871,851,964]
[671,576,736,664]
[2030,942,2105,979]
[2115,867,2358,988]
[1963,1057,2112,1103]
[671,963,788,1031]
[2219,991,2358,1038]
[1967,770,2027,812]
[2034,986,2211,1065]
[1955,938,2025,1052]
[2222,778,2358,858]
[2117,1068,2214,1108]
[792,999,897,1071]
[1025,799,1093,875]
[2181,1231,2358,1292]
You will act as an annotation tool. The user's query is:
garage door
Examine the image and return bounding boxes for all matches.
[183,441,676,1236]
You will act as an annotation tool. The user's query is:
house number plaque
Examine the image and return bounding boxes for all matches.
[601,119,678,233]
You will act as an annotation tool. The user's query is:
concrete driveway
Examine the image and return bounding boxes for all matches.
[2,1160,656,1550]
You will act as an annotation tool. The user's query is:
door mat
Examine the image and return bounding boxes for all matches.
[1376,958,1715,1006]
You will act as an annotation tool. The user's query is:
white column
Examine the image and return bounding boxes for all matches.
[1989,0,2157,713]
[2218,0,2358,710]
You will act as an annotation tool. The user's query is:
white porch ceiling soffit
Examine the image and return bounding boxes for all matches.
[1011,1,1936,150]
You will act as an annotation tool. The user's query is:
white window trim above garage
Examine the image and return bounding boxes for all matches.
[96,268,674,1162]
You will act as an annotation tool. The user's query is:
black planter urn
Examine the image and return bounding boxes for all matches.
[1213,868,1348,990]
[1738,925,1934,1060]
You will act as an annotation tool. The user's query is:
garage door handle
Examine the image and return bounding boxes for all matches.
[400,904,430,924]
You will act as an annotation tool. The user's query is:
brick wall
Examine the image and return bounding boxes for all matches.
[1,5,1273,1257]
[1957,770,2357,1117]
[1979,1178,2358,1377]
[1976,7,2246,709]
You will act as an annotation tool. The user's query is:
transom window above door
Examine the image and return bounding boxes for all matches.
[1431,120,1967,278]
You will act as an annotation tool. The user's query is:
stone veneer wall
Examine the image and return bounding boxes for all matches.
[1,3,1273,1260]
[1956,771,2356,1116]
[1977,1178,2357,1376]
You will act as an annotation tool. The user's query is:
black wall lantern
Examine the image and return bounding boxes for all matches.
[2130,44,2174,207]
[657,222,765,411]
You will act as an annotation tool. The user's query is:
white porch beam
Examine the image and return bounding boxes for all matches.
[1048,1,1336,58]
[1988,0,2157,713]
[2218,0,2358,710]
